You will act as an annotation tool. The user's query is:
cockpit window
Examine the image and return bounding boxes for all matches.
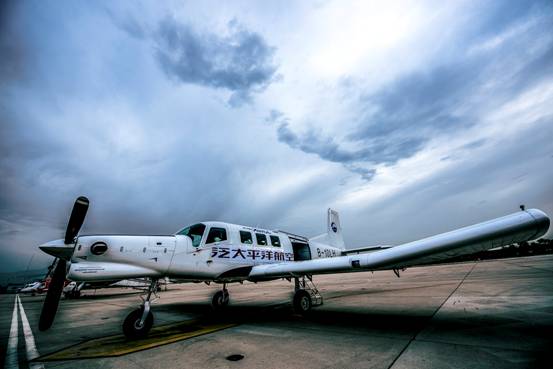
[206,227,227,244]
[177,223,206,247]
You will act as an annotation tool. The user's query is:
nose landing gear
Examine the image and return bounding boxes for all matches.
[212,283,230,310]
[123,279,158,339]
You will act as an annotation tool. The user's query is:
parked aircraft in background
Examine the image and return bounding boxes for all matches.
[38,197,549,338]
[19,281,47,295]
[62,278,164,298]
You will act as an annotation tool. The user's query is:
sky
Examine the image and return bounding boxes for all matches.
[1,0,552,273]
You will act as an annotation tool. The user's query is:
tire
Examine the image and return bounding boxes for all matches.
[123,308,153,339]
[212,290,229,310]
[293,290,312,315]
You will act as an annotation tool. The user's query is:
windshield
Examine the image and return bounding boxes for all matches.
[177,223,206,247]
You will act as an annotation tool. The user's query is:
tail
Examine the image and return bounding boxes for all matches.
[309,208,345,250]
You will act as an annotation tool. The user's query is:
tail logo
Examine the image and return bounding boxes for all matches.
[331,222,338,233]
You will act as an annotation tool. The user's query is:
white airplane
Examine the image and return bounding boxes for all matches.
[38,197,550,339]
[19,281,46,295]
[62,278,163,298]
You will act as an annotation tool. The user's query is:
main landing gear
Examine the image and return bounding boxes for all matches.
[293,275,323,315]
[123,279,158,339]
[211,283,230,310]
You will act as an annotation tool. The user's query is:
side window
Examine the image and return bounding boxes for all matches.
[240,231,253,244]
[270,235,281,247]
[256,233,267,246]
[206,227,227,244]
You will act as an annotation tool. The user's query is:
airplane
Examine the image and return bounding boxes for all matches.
[18,281,47,295]
[37,196,550,339]
[62,278,164,298]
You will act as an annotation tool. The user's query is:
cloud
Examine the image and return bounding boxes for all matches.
[344,113,553,246]
[1,1,553,274]
[276,119,424,165]
[0,1,28,84]
[155,17,278,106]
[270,4,553,181]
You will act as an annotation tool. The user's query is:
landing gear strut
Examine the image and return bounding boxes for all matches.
[64,282,84,299]
[212,283,230,310]
[123,279,157,339]
[293,275,323,315]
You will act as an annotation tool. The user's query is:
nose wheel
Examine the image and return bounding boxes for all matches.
[123,306,153,339]
[123,279,158,339]
[212,284,230,310]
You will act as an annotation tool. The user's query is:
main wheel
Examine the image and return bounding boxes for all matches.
[293,290,312,315]
[123,308,153,339]
[212,290,229,310]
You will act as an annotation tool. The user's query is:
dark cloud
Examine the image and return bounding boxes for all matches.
[107,10,146,40]
[351,2,553,145]
[272,2,553,181]
[347,114,553,246]
[274,118,422,181]
[155,18,278,106]
[0,1,28,84]
[277,120,424,165]
[343,165,376,182]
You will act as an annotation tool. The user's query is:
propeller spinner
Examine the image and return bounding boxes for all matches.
[38,196,89,331]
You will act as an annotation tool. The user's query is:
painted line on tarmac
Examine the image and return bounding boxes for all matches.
[36,318,238,361]
[4,295,19,369]
[17,295,45,369]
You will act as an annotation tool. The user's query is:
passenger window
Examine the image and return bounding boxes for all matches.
[270,235,281,247]
[240,231,253,244]
[206,227,227,244]
[256,233,267,246]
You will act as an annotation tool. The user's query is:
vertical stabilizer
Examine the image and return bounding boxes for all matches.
[309,208,346,249]
[327,208,345,250]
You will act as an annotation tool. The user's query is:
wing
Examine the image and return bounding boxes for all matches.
[249,209,550,280]
[341,245,393,255]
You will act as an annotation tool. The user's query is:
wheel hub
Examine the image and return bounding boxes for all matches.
[134,319,144,329]
[301,296,309,310]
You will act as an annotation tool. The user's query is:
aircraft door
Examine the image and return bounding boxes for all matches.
[292,241,311,261]
[167,235,198,276]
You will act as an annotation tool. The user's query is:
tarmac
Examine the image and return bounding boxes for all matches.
[1,254,552,369]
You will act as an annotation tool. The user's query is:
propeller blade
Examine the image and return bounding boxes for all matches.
[38,259,67,331]
[43,258,56,280]
[64,196,89,244]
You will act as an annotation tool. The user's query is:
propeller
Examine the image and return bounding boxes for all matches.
[64,196,90,244]
[38,196,89,331]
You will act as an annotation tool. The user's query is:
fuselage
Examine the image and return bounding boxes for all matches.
[67,221,342,283]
